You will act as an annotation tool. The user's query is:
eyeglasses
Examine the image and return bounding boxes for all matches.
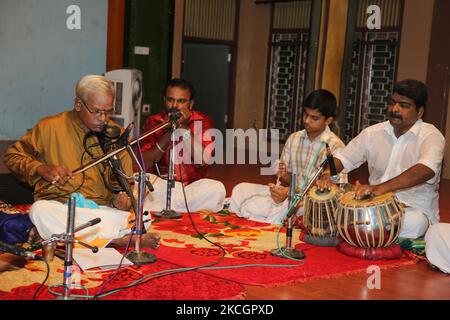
[79,99,114,117]
[386,96,413,108]
[164,96,190,105]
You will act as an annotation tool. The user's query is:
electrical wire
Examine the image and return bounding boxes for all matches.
[92,229,136,300]
[31,259,50,300]
[88,133,228,299]
[275,142,325,261]
[91,124,156,300]
[49,127,322,299]
[48,283,90,300]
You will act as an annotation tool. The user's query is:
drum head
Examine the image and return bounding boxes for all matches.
[339,191,395,207]
[308,185,337,201]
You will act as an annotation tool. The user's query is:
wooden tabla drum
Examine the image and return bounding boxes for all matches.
[336,192,404,248]
[303,185,339,239]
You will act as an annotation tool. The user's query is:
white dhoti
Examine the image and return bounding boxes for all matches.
[143,175,226,213]
[229,182,302,224]
[399,208,430,239]
[29,200,131,242]
[425,223,450,274]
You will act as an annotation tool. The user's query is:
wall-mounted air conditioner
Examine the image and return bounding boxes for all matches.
[104,69,142,138]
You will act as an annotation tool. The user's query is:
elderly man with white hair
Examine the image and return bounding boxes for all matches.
[4,75,160,249]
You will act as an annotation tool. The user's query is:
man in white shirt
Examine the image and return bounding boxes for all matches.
[319,79,445,239]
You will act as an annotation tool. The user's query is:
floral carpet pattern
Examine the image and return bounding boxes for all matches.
[0,206,416,299]
[147,209,415,286]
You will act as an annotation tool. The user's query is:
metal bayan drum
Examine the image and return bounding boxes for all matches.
[303,185,339,239]
[336,192,404,248]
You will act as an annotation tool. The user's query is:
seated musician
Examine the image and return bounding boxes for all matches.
[3,75,160,249]
[139,78,226,213]
[318,79,445,239]
[229,89,347,224]
[425,223,450,274]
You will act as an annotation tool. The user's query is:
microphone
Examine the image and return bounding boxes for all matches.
[167,108,182,123]
[325,143,340,183]
[115,122,134,148]
[27,217,102,252]
[82,217,102,228]
[103,124,121,139]
[97,123,138,214]
[98,123,128,150]
[0,240,44,260]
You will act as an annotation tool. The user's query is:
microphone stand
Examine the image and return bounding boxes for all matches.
[270,174,305,259]
[58,196,100,300]
[31,119,176,266]
[285,157,330,219]
[61,196,76,300]
[123,145,156,265]
[153,120,182,219]
[270,156,332,259]
[28,218,102,252]
[99,123,142,221]
[106,154,139,215]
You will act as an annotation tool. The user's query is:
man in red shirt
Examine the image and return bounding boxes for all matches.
[139,79,225,213]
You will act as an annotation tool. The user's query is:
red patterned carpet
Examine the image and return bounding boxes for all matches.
[146,210,415,286]
[0,258,246,300]
[0,206,416,299]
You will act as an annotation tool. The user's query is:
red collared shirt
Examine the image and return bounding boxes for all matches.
[140,110,215,185]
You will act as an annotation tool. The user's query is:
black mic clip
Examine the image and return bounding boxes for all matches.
[167,108,182,124]
[325,143,340,183]
[98,123,133,152]
[115,122,134,148]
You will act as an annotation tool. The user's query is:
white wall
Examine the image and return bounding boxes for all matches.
[0,0,108,139]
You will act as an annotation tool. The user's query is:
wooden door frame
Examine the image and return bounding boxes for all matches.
[425,0,450,134]
[106,0,126,71]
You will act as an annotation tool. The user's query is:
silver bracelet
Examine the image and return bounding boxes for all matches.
[155,142,166,153]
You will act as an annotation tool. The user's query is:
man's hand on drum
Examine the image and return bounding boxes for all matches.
[37,164,73,187]
[269,184,289,204]
[354,180,384,200]
[316,170,333,191]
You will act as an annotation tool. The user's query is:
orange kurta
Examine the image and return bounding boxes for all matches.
[4,110,133,206]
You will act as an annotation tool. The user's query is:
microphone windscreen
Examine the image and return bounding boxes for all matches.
[103,125,121,139]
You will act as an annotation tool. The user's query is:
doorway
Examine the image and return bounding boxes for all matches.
[182,42,232,134]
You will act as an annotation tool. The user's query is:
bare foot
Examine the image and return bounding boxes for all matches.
[24,226,43,250]
[109,232,161,249]
[141,232,161,249]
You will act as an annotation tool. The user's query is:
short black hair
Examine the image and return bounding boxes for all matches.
[303,89,337,118]
[393,79,427,110]
[166,78,195,100]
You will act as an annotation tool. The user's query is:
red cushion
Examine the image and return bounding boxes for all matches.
[336,240,403,260]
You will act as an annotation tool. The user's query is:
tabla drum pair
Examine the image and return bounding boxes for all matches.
[303,186,404,249]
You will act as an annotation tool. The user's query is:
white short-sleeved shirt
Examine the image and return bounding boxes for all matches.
[335,120,445,224]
